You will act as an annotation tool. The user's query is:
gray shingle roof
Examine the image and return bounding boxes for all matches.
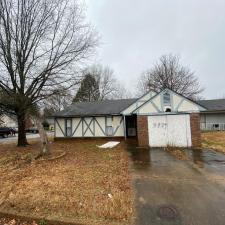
[54,99,138,117]
[198,99,225,111]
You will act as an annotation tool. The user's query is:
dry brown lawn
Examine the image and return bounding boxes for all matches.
[0,139,134,225]
[202,131,225,154]
[165,147,189,160]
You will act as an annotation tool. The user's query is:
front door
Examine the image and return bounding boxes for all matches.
[126,116,137,137]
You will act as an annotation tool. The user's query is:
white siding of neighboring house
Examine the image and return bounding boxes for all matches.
[55,116,124,138]
[200,114,225,124]
[200,113,225,130]
[0,115,17,127]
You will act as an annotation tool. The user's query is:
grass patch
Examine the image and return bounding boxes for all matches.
[0,140,134,225]
[202,131,225,154]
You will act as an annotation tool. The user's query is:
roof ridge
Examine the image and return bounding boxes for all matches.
[71,98,137,104]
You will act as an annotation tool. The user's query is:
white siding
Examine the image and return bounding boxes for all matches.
[134,89,204,115]
[0,115,17,127]
[136,102,158,114]
[55,116,124,138]
[55,118,65,137]
[178,100,200,112]
[200,113,225,124]
[122,91,156,115]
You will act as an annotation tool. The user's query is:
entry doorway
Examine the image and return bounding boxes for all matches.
[125,115,137,137]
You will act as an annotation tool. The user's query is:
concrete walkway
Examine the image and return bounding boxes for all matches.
[128,147,225,225]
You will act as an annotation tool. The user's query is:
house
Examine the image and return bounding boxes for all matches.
[197,99,225,131]
[45,116,55,131]
[54,88,206,148]
[0,114,18,128]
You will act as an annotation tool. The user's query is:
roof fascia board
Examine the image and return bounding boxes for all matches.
[120,90,157,114]
[54,113,122,118]
[200,110,225,114]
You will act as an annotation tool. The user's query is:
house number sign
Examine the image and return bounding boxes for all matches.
[153,123,167,129]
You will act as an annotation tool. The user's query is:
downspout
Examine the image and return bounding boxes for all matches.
[123,115,127,140]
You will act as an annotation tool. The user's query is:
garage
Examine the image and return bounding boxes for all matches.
[148,114,192,147]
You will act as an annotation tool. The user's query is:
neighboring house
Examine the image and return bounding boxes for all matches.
[45,117,55,131]
[198,99,225,131]
[0,114,37,130]
[0,114,18,128]
[54,88,206,148]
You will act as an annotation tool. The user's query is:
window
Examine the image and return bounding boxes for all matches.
[163,92,171,106]
[106,126,113,136]
[65,119,72,137]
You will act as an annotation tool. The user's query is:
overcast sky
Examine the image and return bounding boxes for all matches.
[85,0,225,99]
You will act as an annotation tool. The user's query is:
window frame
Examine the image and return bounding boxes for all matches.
[163,92,171,106]
[106,125,114,136]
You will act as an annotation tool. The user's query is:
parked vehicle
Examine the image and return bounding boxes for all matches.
[0,127,11,138]
[26,127,39,133]
[9,127,17,136]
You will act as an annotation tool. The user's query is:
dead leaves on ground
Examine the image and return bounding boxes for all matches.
[0,140,133,225]
[202,131,225,154]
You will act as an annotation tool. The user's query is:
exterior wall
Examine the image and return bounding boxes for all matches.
[136,102,158,114]
[134,89,205,115]
[200,113,225,124]
[137,116,149,147]
[55,116,124,138]
[55,118,65,137]
[200,113,225,131]
[178,100,200,112]
[0,115,17,127]
[190,113,201,148]
[122,91,156,115]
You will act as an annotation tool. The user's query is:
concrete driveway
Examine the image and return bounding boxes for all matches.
[128,146,225,225]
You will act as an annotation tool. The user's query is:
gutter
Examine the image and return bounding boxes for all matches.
[200,110,225,114]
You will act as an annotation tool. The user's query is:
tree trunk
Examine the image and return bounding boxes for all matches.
[17,111,28,147]
[36,117,50,156]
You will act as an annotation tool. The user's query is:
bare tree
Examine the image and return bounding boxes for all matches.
[94,65,117,100]
[44,87,73,113]
[137,54,203,99]
[112,82,133,99]
[76,64,130,101]
[0,0,97,147]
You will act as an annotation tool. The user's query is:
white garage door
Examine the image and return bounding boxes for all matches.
[148,114,192,147]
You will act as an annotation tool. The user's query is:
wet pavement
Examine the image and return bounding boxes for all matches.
[127,146,225,225]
